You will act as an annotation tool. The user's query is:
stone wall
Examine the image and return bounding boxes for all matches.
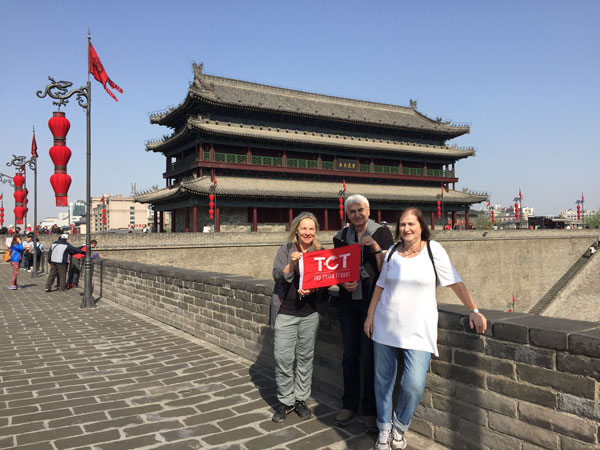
[54,229,599,314]
[91,259,600,449]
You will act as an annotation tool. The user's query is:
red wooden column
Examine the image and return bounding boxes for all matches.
[323,209,329,231]
[171,209,177,233]
[377,210,382,223]
[430,211,435,230]
[192,205,198,232]
[452,211,457,229]
[288,208,293,227]
[185,207,190,232]
[252,207,258,232]
[159,211,164,232]
[215,207,221,232]
[465,210,470,230]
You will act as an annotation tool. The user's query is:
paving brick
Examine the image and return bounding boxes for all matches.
[160,424,222,441]
[12,408,73,424]
[53,429,121,450]
[245,426,305,449]
[17,425,83,446]
[84,415,145,433]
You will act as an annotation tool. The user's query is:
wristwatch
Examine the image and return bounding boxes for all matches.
[470,309,479,314]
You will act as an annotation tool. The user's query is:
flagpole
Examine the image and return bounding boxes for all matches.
[81,30,95,308]
[32,126,38,278]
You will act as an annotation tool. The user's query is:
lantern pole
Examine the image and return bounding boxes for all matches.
[575,199,584,229]
[6,154,38,277]
[37,76,93,308]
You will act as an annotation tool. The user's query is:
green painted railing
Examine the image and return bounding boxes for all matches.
[251,155,283,166]
[170,155,198,171]
[214,152,248,164]
[321,161,334,170]
[176,151,454,179]
[287,158,318,169]
[374,164,400,175]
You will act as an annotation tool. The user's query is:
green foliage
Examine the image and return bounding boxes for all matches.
[475,215,492,230]
[585,211,600,229]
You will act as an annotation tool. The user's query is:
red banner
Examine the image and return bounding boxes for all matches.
[300,244,361,289]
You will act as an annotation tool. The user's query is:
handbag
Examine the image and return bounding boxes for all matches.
[3,248,11,262]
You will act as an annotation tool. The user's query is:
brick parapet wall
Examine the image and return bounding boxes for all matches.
[91,259,599,449]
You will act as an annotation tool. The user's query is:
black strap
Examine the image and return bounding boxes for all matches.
[386,240,439,286]
[341,226,348,244]
[426,241,440,286]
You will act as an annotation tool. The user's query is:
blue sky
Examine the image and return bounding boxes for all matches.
[1,0,598,222]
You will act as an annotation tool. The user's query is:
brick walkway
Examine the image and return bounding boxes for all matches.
[0,265,447,450]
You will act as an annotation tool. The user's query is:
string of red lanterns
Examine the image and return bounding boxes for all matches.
[514,202,519,220]
[208,193,215,219]
[13,172,26,225]
[0,206,4,227]
[436,200,442,219]
[48,111,72,206]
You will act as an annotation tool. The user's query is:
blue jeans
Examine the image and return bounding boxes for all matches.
[337,298,376,415]
[373,341,431,432]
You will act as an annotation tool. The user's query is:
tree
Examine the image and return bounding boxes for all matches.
[475,215,492,230]
[585,211,600,229]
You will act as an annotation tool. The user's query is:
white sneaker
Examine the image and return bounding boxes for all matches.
[374,429,391,450]
[391,429,407,449]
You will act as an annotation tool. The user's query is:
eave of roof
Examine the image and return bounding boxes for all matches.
[140,175,486,205]
[146,116,475,160]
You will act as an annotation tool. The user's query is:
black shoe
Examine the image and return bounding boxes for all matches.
[44,288,51,293]
[272,403,295,423]
[295,400,312,420]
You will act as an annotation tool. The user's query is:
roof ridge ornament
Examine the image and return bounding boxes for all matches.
[409,99,417,109]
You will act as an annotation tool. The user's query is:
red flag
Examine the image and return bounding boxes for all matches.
[512,294,516,305]
[213,174,218,186]
[486,200,490,208]
[0,193,3,200]
[300,244,361,289]
[89,42,123,101]
[100,196,105,203]
[31,130,38,158]
[582,192,584,202]
[343,179,347,193]
[519,190,523,200]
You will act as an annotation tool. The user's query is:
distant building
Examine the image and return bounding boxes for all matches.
[91,195,151,232]
[559,208,597,221]
[70,200,86,218]
[136,64,487,232]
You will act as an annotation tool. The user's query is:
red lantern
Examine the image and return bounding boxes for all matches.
[13,173,24,188]
[491,210,495,223]
[208,193,215,219]
[48,111,72,206]
[14,206,26,224]
[14,190,26,204]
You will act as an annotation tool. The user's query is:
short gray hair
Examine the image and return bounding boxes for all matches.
[344,194,370,212]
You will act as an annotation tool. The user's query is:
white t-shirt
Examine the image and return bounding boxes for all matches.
[372,240,462,356]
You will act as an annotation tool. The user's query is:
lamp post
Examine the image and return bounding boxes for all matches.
[36,76,94,309]
[6,154,38,277]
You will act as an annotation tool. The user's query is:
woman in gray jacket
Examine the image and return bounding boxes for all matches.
[270,212,326,423]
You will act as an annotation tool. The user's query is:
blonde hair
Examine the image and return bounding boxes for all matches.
[288,212,321,250]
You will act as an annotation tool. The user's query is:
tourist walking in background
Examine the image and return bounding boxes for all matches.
[364,207,487,450]
[45,234,84,292]
[270,212,327,423]
[8,235,23,290]
[333,194,394,433]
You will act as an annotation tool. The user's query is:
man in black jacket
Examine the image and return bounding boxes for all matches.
[333,194,394,433]
[45,234,84,292]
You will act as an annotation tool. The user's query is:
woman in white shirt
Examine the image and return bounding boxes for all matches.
[364,208,487,450]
